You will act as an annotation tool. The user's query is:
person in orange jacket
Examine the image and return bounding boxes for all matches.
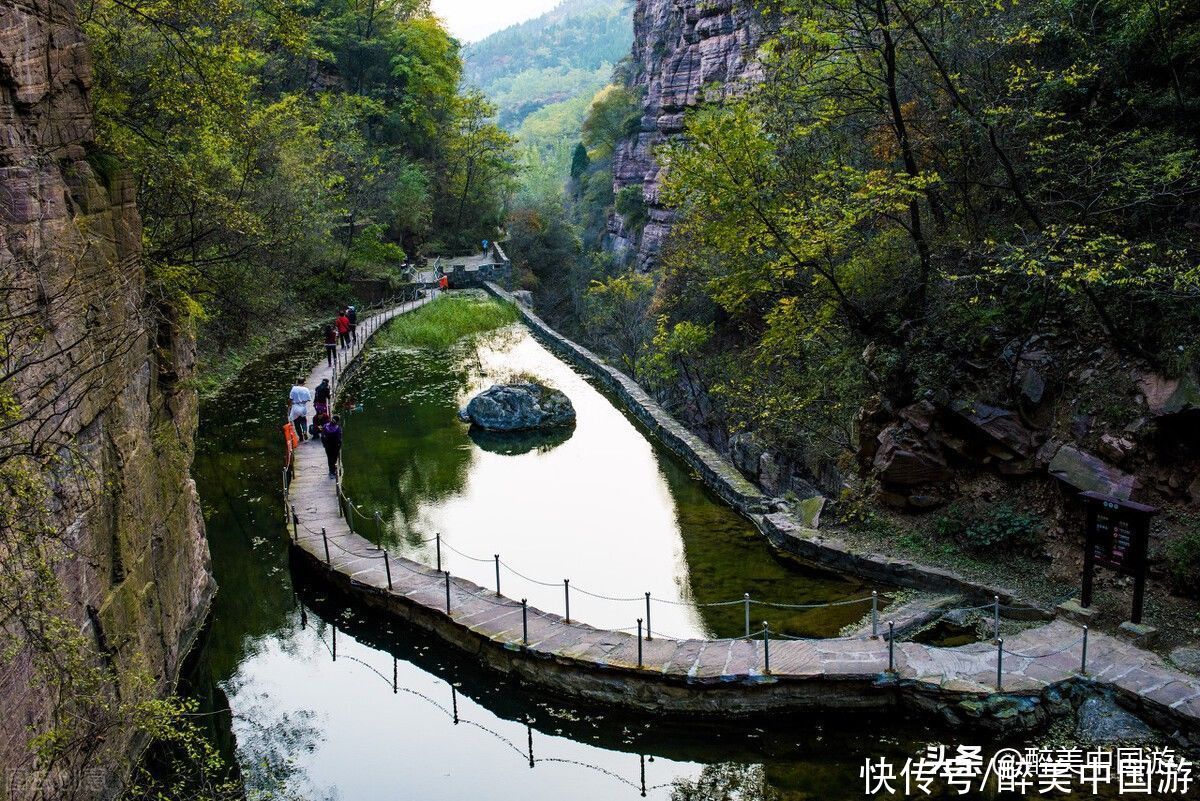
[283,419,300,484]
[438,274,449,292]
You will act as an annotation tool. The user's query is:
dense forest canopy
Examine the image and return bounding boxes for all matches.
[650,0,1200,456]
[463,0,634,130]
[82,0,517,363]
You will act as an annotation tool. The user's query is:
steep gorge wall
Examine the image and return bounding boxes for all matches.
[0,0,214,796]
[608,0,768,269]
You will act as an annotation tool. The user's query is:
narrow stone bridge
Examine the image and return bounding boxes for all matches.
[284,298,1200,741]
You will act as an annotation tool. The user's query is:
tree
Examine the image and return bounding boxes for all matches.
[584,271,654,376]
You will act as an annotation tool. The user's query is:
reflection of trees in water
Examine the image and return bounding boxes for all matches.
[229,687,331,801]
[340,329,537,546]
[671,763,780,801]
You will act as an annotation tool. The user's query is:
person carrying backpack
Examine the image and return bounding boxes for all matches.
[321,415,343,479]
[347,306,358,344]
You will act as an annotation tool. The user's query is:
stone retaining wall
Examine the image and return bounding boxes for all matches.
[482,282,770,515]
[483,283,1049,609]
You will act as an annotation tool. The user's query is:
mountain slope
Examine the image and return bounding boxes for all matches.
[464,0,633,131]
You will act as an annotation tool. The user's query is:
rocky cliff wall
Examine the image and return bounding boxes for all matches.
[0,0,214,796]
[608,0,769,269]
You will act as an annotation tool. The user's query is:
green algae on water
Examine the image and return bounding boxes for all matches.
[378,294,520,350]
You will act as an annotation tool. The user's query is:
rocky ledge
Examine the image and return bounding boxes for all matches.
[459,383,576,431]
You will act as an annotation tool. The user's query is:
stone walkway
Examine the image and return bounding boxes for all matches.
[284,298,1200,735]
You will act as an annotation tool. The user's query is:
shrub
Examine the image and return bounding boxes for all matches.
[1166,520,1200,594]
[935,502,1043,554]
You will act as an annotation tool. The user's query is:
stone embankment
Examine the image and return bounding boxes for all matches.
[286,297,1200,744]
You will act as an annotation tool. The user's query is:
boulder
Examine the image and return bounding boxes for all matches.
[1047,445,1138,499]
[1169,646,1200,674]
[1098,433,1135,464]
[728,432,766,479]
[948,399,1035,457]
[459,383,576,431]
[511,290,534,307]
[873,424,952,486]
[1020,368,1046,406]
[1076,695,1158,745]
[1137,371,1200,417]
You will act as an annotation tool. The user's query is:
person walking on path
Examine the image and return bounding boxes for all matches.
[324,324,337,366]
[348,305,358,344]
[312,378,331,440]
[336,309,351,349]
[289,381,312,440]
[321,415,343,479]
[437,274,448,292]
[283,419,300,484]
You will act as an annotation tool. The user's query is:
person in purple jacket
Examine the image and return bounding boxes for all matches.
[321,415,343,479]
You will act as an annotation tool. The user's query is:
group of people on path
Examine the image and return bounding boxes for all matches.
[324,306,358,367]
[285,376,343,479]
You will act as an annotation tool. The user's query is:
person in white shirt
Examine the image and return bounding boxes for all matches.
[289,381,313,441]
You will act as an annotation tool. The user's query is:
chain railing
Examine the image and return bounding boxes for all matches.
[284,295,1091,691]
[308,620,674,796]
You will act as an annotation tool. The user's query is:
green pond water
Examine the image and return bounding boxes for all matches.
[183,315,1124,800]
[336,324,883,639]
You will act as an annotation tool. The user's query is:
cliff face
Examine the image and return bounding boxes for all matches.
[608,0,768,269]
[0,0,214,796]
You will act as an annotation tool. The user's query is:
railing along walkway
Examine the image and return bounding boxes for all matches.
[283,298,1200,727]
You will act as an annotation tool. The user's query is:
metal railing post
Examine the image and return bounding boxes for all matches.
[888,621,895,672]
[1081,625,1089,675]
[384,551,392,590]
[996,638,1004,691]
[290,505,299,543]
[321,528,330,564]
[744,593,751,637]
[872,590,879,638]
[564,579,570,623]
[763,621,771,674]
[495,554,501,596]
[522,599,528,646]
[637,619,643,667]
[444,571,451,614]
[994,595,1001,639]
[375,511,383,541]
[645,592,652,640]
[436,533,442,572]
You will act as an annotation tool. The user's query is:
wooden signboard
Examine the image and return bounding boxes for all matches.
[1080,491,1157,624]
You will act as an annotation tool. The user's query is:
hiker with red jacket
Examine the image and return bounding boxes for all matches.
[335,309,351,349]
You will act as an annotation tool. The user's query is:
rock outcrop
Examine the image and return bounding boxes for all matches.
[608,0,770,269]
[459,383,577,431]
[0,0,214,796]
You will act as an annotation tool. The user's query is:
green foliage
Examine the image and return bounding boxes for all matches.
[464,0,634,130]
[570,142,591,180]
[614,184,648,232]
[1166,518,1200,594]
[84,0,514,360]
[649,0,1200,471]
[377,294,520,350]
[934,503,1044,554]
[584,271,654,375]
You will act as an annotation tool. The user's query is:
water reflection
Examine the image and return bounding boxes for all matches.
[188,322,1105,801]
[338,326,884,640]
[468,425,576,455]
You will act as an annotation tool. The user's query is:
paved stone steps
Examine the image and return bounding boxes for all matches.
[283,297,1200,735]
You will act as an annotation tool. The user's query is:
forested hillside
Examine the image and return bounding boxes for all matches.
[83,0,516,374]
[463,0,633,131]
[517,0,1200,605]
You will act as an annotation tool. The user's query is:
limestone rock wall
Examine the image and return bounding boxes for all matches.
[608,0,769,269]
[0,0,214,796]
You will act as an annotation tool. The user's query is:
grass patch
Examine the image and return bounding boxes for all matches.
[378,293,521,350]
